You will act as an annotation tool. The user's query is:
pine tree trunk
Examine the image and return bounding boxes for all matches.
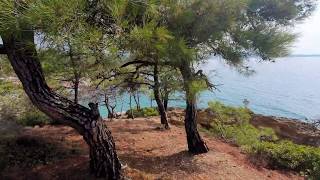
[133,93,141,110]
[104,94,115,120]
[154,64,169,129]
[69,45,80,104]
[84,103,121,178]
[2,32,121,179]
[163,92,169,111]
[180,64,209,154]
[129,94,134,119]
[74,77,80,104]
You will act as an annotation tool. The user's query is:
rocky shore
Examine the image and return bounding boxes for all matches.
[167,108,320,147]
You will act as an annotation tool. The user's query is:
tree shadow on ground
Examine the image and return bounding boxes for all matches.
[0,134,86,179]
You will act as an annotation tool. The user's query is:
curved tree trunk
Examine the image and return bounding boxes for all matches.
[180,64,209,154]
[2,32,121,179]
[153,64,169,129]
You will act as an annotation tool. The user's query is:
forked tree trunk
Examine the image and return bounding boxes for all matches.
[153,64,169,129]
[2,32,121,179]
[180,64,209,154]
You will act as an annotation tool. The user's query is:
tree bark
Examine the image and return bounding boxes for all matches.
[154,64,169,129]
[2,32,121,179]
[73,76,80,104]
[129,94,134,119]
[179,64,209,154]
[104,94,115,120]
[163,91,169,111]
[133,93,141,110]
[68,44,81,104]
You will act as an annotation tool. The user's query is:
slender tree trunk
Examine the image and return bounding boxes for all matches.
[133,93,141,110]
[2,32,121,179]
[104,94,115,120]
[129,94,134,119]
[179,64,209,154]
[154,64,169,129]
[163,91,169,111]
[68,41,80,104]
[110,105,116,118]
[120,97,124,114]
[73,77,80,104]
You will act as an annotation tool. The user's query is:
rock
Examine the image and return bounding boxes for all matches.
[167,107,320,147]
[169,116,184,126]
[251,115,320,147]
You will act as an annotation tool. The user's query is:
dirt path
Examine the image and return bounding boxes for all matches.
[1,118,302,180]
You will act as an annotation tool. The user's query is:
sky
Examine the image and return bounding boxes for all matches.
[291,2,320,55]
[1,3,320,55]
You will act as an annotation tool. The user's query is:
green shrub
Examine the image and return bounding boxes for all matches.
[142,107,159,116]
[207,101,277,147]
[251,141,320,179]
[207,101,320,179]
[126,107,159,118]
[17,110,51,127]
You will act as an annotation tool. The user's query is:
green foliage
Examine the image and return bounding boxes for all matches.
[142,107,159,117]
[252,141,320,179]
[0,79,19,95]
[0,0,16,34]
[207,101,320,179]
[207,101,276,148]
[17,109,51,127]
[208,101,252,123]
[0,80,52,127]
[126,107,159,118]
[189,79,210,97]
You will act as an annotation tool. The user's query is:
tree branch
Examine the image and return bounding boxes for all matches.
[195,70,219,91]
[121,60,156,68]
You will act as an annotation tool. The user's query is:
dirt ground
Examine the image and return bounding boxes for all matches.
[1,118,302,180]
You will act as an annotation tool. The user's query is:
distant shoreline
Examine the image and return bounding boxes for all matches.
[288,54,320,57]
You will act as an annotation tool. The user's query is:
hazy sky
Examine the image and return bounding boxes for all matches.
[291,2,320,55]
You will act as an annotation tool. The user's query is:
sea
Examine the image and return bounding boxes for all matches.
[99,55,320,122]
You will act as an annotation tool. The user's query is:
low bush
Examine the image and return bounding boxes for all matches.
[142,107,159,117]
[17,109,51,127]
[207,101,320,179]
[251,141,320,179]
[126,107,159,118]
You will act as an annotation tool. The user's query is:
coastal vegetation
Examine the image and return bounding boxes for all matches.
[205,101,320,179]
[0,0,318,179]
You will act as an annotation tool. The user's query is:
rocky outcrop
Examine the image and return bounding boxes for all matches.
[167,108,320,147]
[167,108,214,128]
[251,115,320,147]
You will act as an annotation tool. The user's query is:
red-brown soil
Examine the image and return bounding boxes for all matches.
[1,118,302,180]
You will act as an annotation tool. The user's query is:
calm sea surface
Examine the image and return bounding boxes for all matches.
[100,56,320,122]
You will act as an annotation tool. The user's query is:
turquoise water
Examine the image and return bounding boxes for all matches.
[100,56,320,121]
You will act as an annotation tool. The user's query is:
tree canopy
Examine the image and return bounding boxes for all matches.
[0,0,316,178]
